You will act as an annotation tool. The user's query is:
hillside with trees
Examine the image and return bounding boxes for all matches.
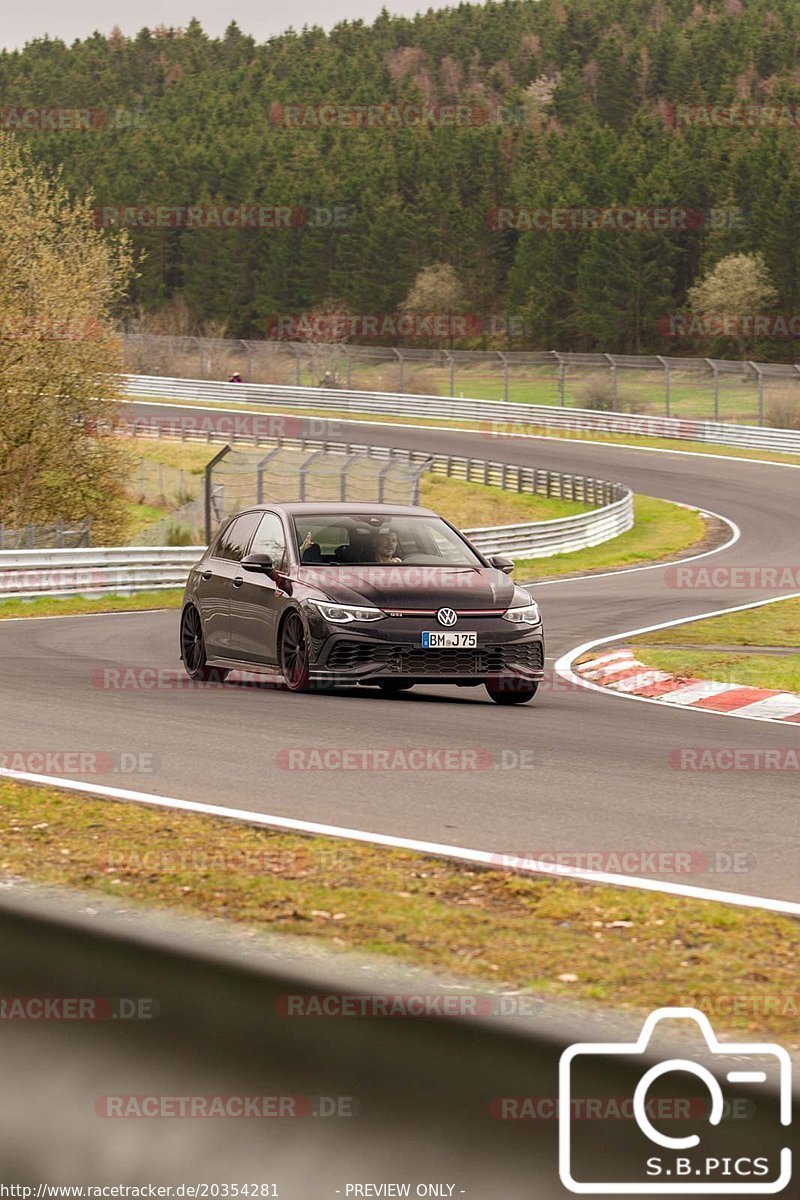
[3,0,800,356]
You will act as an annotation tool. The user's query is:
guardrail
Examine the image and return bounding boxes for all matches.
[0,546,199,600]
[123,374,800,453]
[0,441,631,597]
[0,887,790,1190]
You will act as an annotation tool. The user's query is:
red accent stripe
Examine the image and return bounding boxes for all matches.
[387,609,506,616]
[691,687,774,712]
[781,712,800,723]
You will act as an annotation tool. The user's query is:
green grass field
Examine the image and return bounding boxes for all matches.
[516,495,707,580]
[280,361,771,424]
[629,598,800,692]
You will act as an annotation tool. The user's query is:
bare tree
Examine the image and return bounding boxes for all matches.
[400,264,467,347]
[688,253,778,358]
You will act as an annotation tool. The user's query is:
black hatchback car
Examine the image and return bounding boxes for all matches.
[179,503,545,704]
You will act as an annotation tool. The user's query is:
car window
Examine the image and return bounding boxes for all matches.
[214,512,262,562]
[291,513,481,566]
[250,512,288,571]
[208,519,235,561]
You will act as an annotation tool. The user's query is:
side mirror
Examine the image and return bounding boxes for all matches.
[489,554,514,575]
[241,553,274,574]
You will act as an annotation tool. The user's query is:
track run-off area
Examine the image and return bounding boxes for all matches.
[2,401,800,911]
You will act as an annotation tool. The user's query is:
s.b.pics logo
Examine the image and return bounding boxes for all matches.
[559,1008,792,1193]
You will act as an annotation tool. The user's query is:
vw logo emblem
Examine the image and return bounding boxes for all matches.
[437,607,457,627]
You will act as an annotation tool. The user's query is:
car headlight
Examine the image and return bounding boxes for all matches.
[309,599,386,624]
[502,601,541,625]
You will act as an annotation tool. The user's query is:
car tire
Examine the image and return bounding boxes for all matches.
[279,611,311,692]
[180,606,229,683]
[377,681,414,694]
[485,678,538,705]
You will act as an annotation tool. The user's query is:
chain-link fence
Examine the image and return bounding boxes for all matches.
[122,334,800,427]
[204,445,430,541]
[0,520,92,549]
[127,456,206,546]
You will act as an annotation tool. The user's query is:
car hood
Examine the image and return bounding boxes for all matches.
[296,564,523,611]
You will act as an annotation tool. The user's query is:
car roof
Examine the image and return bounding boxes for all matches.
[236,502,439,518]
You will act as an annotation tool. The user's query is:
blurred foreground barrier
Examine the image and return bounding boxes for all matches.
[0,888,791,1193]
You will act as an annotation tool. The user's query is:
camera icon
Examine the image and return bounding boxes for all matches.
[559,1007,792,1194]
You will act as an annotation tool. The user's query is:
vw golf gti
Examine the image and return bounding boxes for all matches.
[179,503,545,704]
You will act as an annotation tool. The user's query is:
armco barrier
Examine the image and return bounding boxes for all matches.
[0,546,199,600]
[0,888,791,1191]
[124,373,800,453]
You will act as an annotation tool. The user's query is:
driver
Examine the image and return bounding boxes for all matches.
[373,529,401,564]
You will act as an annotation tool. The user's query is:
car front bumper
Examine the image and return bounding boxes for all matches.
[305,611,545,685]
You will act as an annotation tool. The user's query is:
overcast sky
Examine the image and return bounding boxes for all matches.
[2,0,444,51]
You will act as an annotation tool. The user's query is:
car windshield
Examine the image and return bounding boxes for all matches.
[292,513,483,567]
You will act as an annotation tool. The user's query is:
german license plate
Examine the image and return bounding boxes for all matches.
[421,631,477,649]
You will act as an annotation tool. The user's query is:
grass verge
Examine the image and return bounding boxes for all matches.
[631,649,800,693]
[0,590,184,621]
[419,474,586,525]
[0,777,797,1043]
[629,598,800,692]
[515,495,707,581]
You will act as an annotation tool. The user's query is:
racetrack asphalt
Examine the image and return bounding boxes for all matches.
[2,404,799,903]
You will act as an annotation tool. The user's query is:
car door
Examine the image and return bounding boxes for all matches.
[229,511,291,664]
[195,521,238,658]
[202,512,262,658]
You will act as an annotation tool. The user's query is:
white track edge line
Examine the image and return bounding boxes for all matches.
[1,766,798,917]
[555,592,800,727]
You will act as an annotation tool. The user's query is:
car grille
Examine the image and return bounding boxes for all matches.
[327,641,543,676]
[327,642,396,671]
